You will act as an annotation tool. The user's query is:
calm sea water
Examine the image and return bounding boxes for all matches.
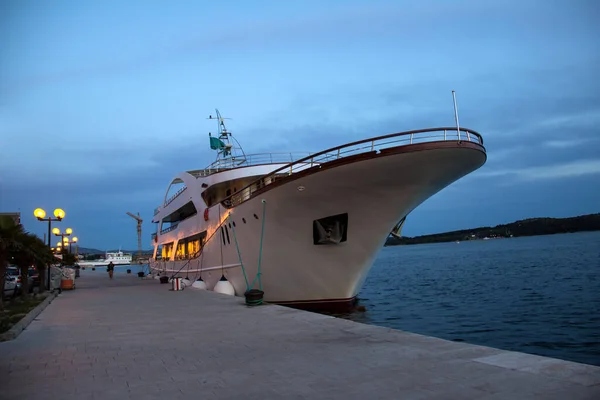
[336,231,600,366]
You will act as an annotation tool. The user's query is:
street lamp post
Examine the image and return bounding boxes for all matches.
[64,236,78,254]
[71,236,78,254]
[52,227,72,252]
[34,208,65,291]
[56,242,64,257]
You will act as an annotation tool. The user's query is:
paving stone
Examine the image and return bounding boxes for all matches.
[1,272,599,399]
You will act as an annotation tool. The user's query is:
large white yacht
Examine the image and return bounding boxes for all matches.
[150,108,487,310]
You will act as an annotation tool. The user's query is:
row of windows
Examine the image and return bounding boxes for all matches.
[155,211,265,259]
[155,231,207,261]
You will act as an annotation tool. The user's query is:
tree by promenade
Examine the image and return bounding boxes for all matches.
[0,215,58,310]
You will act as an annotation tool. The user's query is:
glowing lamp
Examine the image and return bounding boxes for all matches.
[63,237,69,243]
[52,228,60,235]
[65,228,73,235]
[34,208,46,219]
[54,208,65,219]
[72,237,78,243]
[57,242,62,247]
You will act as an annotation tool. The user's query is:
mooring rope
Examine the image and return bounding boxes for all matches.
[230,216,250,289]
[219,204,224,277]
[195,243,206,282]
[252,199,267,291]
[229,199,267,305]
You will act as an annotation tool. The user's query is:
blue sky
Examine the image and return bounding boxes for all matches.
[1,0,599,250]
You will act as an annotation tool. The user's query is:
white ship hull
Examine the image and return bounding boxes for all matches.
[79,260,132,267]
[92,260,131,267]
[151,137,486,310]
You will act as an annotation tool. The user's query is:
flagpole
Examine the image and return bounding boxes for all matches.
[452,90,460,141]
[452,90,469,142]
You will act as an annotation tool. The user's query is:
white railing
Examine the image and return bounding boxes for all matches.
[223,127,483,208]
[164,186,187,206]
[188,152,313,177]
[160,223,178,234]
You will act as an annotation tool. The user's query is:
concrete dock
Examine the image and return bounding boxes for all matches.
[1,272,599,400]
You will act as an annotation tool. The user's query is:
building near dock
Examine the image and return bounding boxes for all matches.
[0,212,21,225]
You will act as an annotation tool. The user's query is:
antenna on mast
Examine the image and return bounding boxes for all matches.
[207,109,247,167]
[208,109,232,136]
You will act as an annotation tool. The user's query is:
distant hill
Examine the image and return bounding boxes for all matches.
[385,213,600,246]
[77,247,104,254]
[77,213,600,251]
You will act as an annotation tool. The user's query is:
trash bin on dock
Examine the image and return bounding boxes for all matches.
[49,266,62,291]
[61,279,74,290]
[59,267,76,290]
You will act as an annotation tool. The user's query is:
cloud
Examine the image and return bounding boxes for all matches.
[499,108,600,141]
[477,159,600,182]
[2,0,599,249]
[0,1,471,91]
[543,138,598,149]
[3,0,596,94]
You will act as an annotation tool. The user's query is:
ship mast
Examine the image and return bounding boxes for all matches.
[207,109,247,168]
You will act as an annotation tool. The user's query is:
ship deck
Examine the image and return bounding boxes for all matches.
[1,272,598,399]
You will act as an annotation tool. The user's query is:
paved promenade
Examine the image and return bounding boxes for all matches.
[1,271,599,400]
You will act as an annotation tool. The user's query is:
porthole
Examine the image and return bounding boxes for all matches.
[233,221,236,227]
[242,218,246,224]
[253,214,259,220]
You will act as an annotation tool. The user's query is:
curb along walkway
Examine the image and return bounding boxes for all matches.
[0,291,57,342]
[1,272,599,400]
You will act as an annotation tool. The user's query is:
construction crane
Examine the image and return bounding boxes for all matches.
[126,212,143,263]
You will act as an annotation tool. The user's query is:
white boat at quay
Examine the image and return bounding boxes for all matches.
[150,105,487,310]
[79,251,132,267]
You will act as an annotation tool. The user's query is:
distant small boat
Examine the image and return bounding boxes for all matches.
[79,251,132,267]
